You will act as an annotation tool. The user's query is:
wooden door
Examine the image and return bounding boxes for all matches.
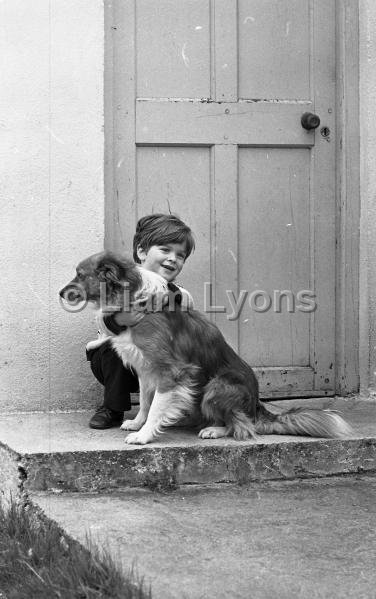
[106,0,336,398]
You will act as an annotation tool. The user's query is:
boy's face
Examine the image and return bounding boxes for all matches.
[137,242,187,282]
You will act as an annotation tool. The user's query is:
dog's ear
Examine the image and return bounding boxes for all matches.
[96,256,124,291]
[96,252,142,294]
[97,261,121,285]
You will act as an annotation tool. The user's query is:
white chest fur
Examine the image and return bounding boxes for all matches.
[111,329,145,374]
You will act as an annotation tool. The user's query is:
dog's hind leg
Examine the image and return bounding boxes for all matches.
[121,377,154,431]
[199,375,257,441]
[125,386,197,445]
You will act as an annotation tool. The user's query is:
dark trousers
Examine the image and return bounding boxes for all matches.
[87,340,139,412]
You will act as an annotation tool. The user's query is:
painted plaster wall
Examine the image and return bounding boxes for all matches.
[0,1,104,412]
[360,0,376,394]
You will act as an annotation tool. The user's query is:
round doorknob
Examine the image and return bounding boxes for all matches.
[301,112,321,130]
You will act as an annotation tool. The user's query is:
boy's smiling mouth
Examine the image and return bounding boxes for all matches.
[161,264,176,272]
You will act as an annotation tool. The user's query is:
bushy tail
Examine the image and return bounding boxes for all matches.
[255,406,353,439]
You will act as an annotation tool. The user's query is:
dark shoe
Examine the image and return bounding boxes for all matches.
[89,406,123,429]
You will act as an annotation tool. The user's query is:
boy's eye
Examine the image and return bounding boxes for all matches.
[158,246,186,260]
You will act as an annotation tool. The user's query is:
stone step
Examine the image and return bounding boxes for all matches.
[1,397,376,502]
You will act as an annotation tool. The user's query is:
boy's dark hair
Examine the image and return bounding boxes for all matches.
[133,213,195,263]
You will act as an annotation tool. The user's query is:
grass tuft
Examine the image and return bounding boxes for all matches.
[0,499,151,599]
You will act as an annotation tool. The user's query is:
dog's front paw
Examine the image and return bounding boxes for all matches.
[198,426,227,439]
[125,430,152,445]
[121,419,143,431]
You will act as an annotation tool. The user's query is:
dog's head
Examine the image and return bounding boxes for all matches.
[59,251,142,310]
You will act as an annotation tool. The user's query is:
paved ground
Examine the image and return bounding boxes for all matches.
[34,473,376,599]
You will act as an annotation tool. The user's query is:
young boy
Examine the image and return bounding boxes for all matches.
[86,213,195,429]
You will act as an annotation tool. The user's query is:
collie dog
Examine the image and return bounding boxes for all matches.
[60,251,352,445]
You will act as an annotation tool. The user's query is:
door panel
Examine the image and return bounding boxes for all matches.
[136,0,211,98]
[108,0,336,398]
[238,0,311,99]
[136,146,211,310]
[238,147,311,367]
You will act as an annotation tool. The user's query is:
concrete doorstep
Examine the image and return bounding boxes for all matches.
[0,397,376,500]
[1,396,376,598]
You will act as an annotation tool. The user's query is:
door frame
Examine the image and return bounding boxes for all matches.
[335,0,360,394]
[103,0,360,396]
